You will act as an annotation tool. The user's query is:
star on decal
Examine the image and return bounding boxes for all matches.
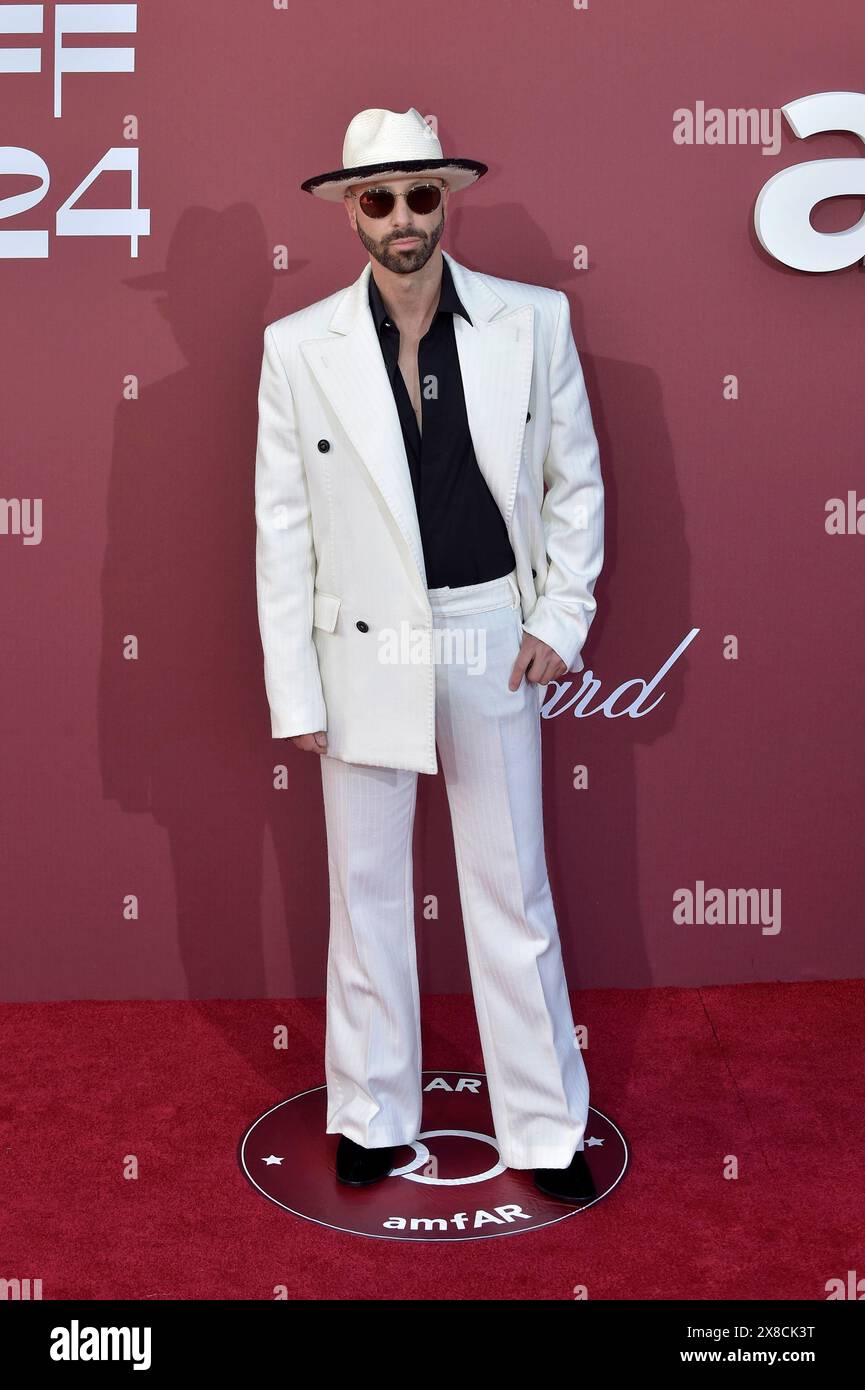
[586,1137,604,1147]
[262,1154,284,1165]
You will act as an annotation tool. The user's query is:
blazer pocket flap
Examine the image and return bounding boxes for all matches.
[313,589,341,633]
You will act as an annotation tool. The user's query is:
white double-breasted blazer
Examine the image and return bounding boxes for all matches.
[254,249,604,774]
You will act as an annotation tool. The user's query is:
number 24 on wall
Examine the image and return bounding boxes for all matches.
[0,145,149,257]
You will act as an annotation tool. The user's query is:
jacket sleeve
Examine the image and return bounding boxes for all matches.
[520,290,604,673]
[254,324,327,738]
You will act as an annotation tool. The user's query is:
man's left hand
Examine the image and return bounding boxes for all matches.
[509,631,568,692]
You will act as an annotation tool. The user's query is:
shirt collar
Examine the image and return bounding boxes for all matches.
[367,255,473,333]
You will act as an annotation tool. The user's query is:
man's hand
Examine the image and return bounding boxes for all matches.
[288,731,328,754]
[509,632,568,692]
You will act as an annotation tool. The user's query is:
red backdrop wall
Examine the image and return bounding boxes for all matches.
[2,0,863,1001]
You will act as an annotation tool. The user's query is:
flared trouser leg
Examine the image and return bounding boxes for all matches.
[320,753,423,1148]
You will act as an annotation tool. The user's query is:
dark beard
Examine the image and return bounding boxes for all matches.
[355,211,445,274]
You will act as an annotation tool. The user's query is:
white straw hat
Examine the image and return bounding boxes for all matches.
[300,106,487,201]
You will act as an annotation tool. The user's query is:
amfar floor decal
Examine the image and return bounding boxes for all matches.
[238,1070,628,1241]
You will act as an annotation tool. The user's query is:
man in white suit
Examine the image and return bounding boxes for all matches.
[254,108,604,1201]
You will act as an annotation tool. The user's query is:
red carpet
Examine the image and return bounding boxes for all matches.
[1,980,861,1299]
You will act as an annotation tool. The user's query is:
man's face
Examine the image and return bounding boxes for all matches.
[344,175,448,274]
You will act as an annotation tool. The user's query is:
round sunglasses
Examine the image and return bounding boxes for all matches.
[354,183,443,219]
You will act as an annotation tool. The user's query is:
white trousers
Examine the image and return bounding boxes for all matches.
[319,567,589,1169]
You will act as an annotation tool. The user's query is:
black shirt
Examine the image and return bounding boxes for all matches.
[367,255,516,589]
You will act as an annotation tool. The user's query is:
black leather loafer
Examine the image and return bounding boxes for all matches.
[335,1134,395,1186]
[533,1149,597,1203]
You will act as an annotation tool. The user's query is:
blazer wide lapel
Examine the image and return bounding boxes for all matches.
[300,265,428,592]
[446,251,534,537]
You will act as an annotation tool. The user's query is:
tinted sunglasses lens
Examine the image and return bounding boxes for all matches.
[358,189,395,218]
[407,185,442,215]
